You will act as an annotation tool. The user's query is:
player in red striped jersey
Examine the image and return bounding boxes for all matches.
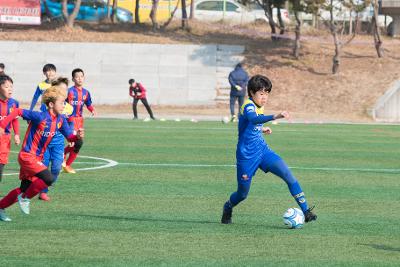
[0,75,20,190]
[0,86,84,222]
[63,68,96,174]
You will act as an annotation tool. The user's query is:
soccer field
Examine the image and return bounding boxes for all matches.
[0,119,399,266]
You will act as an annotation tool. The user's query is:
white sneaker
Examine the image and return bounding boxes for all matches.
[17,194,30,215]
[0,209,11,222]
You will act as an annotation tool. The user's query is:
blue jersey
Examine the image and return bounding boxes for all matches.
[30,81,51,112]
[236,99,275,161]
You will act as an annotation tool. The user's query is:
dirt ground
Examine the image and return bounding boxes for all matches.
[1,20,399,122]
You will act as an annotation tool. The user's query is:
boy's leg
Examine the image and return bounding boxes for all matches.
[221,159,258,224]
[229,95,236,118]
[40,148,51,195]
[261,155,317,222]
[132,98,139,119]
[141,98,155,119]
[0,134,11,185]
[0,180,31,211]
[0,164,4,183]
[41,144,63,200]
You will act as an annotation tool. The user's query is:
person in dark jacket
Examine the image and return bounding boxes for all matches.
[129,79,155,120]
[228,63,249,122]
[0,63,5,76]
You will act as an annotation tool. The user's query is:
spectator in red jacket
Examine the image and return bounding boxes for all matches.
[129,79,155,120]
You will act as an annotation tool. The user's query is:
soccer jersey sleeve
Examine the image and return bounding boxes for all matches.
[21,109,43,122]
[29,86,43,111]
[243,104,274,125]
[85,91,93,108]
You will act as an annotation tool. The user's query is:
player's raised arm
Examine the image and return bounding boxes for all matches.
[29,86,43,111]
[243,104,275,125]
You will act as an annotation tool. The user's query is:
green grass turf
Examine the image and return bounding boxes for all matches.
[0,119,399,266]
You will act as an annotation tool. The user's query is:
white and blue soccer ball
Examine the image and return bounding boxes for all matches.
[283,208,305,229]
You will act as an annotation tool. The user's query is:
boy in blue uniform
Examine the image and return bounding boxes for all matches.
[221,75,317,224]
[29,64,67,201]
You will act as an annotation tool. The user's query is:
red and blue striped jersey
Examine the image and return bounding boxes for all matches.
[66,86,93,121]
[0,98,19,135]
[0,108,76,159]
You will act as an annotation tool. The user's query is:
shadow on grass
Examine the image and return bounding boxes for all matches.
[72,213,284,229]
[360,243,400,252]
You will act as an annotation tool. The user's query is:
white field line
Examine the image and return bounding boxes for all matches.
[3,157,399,175]
[2,155,119,176]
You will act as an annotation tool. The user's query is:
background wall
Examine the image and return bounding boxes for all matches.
[0,41,244,105]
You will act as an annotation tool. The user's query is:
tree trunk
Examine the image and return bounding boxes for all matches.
[328,0,340,74]
[181,0,188,29]
[162,1,180,28]
[189,0,195,19]
[372,0,383,58]
[150,0,160,31]
[349,11,353,35]
[43,0,51,18]
[135,0,140,24]
[331,29,341,74]
[111,0,118,23]
[293,10,301,59]
[62,0,82,28]
[266,3,277,40]
[277,7,285,35]
[107,0,111,18]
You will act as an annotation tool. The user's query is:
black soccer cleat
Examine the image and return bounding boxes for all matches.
[304,206,317,223]
[221,201,233,224]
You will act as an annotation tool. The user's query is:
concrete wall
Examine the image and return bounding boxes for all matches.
[372,80,400,122]
[0,41,244,105]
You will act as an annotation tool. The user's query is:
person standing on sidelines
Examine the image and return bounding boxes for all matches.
[228,63,249,122]
[129,79,155,120]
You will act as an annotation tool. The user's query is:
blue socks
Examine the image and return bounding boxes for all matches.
[288,181,309,213]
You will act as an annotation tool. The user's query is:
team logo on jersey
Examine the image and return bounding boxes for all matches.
[246,105,255,113]
[9,107,13,113]
[83,95,87,101]
[57,121,62,129]
[70,100,84,106]
[36,129,56,137]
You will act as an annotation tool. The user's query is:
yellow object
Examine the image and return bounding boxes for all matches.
[63,102,73,116]
[235,85,242,91]
[112,0,191,22]
[63,165,76,174]
[240,99,264,115]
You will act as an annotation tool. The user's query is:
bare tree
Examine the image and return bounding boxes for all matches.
[372,0,383,57]
[135,0,141,24]
[62,0,82,28]
[107,0,111,19]
[150,0,160,31]
[181,0,189,29]
[111,0,118,23]
[162,1,180,29]
[291,0,302,59]
[190,0,195,19]
[321,0,370,73]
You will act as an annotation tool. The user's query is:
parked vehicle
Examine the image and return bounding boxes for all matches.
[41,0,133,23]
[176,0,290,25]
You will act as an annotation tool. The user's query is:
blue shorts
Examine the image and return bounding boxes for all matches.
[236,150,282,185]
[43,134,65,167]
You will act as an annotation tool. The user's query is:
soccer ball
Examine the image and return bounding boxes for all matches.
[221,116,230,124]
[283,208,305,229]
